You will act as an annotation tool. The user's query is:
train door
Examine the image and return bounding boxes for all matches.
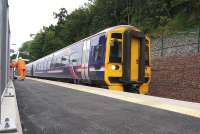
[81,40,91,80]
[123,30,145,83]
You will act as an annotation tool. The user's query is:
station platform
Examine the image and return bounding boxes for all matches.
[14,78,200,134]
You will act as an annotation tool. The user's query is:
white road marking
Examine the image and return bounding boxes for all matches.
[27,77,200,118]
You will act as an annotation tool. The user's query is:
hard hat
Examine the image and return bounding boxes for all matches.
[19,57,22,60]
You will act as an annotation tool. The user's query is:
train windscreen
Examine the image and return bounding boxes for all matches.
[109,37,122,63]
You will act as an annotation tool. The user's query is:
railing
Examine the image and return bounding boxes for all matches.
[0,0,10,125]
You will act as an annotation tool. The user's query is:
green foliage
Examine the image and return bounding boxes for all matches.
[10,54,17,60]
[19,0,200,61]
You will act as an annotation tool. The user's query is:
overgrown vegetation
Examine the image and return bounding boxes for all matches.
[18,0,200,61]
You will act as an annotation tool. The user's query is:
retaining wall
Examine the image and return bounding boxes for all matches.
[149,53,200,103]
[151,31,199,58]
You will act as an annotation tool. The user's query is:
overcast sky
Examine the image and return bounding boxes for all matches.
[9,0,88,50]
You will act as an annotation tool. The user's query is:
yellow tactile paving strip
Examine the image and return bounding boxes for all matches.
[27,77,200,118]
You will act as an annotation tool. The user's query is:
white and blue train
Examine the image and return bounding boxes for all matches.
[26,25,151,94]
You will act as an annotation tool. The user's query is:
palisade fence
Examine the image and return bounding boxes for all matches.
[0,0,10,121]
[151,28,200,58]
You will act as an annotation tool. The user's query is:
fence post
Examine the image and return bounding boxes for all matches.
[198,26,200,52]
[0,0,6,125]
[0,0,2,125]
[0,0,9,124]
[161,32,164,56]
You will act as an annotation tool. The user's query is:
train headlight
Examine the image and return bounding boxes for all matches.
[111,65,116,70]
[111,65,119,70]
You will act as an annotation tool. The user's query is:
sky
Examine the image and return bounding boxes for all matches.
[9,0,88,51]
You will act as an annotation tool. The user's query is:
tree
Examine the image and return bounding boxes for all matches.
[19,0,200,61]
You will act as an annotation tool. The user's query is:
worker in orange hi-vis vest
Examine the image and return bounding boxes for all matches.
[11,57,26,80]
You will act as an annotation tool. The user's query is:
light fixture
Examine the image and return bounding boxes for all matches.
[111,65,119,70]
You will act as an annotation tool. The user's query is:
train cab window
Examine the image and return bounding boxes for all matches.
[109,39,122,63]
[111,33,122,39]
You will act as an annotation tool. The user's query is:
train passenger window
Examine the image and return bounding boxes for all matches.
[52,56,57,69]
[40,63,42,71]
[41,63,43,71]
[91,34,105,63]
[94,44,102,62]
[61,56,70,65]
[70,53,79,66]
[47,60,50,70]
[61,57,67,61]
[58,57,62,66]
[109,39,122,63]
[72,59,77,62]
[55,57,62,67]
[40,63,42,70]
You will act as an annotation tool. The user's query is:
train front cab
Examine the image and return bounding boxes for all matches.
[104,26,151,94]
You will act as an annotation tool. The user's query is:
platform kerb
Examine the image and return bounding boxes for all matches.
[0,80,22,134]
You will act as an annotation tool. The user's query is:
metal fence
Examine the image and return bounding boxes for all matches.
[151,28,200,58]
[0,0,10,115]
[0,0,9,97]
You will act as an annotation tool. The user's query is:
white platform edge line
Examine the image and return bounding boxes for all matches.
[1,80,23,134]
[27,77,200,118]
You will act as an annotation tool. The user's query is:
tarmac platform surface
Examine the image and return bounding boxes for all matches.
[14,79,200,134]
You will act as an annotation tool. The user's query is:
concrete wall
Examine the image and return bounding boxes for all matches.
[149,53,200,103]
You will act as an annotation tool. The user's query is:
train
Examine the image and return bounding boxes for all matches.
[26,25,151,94]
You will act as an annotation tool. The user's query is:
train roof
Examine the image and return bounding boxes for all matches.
[101,25,139,33]
[27,25,139,65]
[66,25,138,44]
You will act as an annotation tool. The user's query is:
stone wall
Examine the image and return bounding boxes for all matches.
[151,31,199,58]
[149,53,200,103]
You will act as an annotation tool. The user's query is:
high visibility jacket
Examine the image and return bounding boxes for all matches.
[15,60,26,70]
[17,60,26,69]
